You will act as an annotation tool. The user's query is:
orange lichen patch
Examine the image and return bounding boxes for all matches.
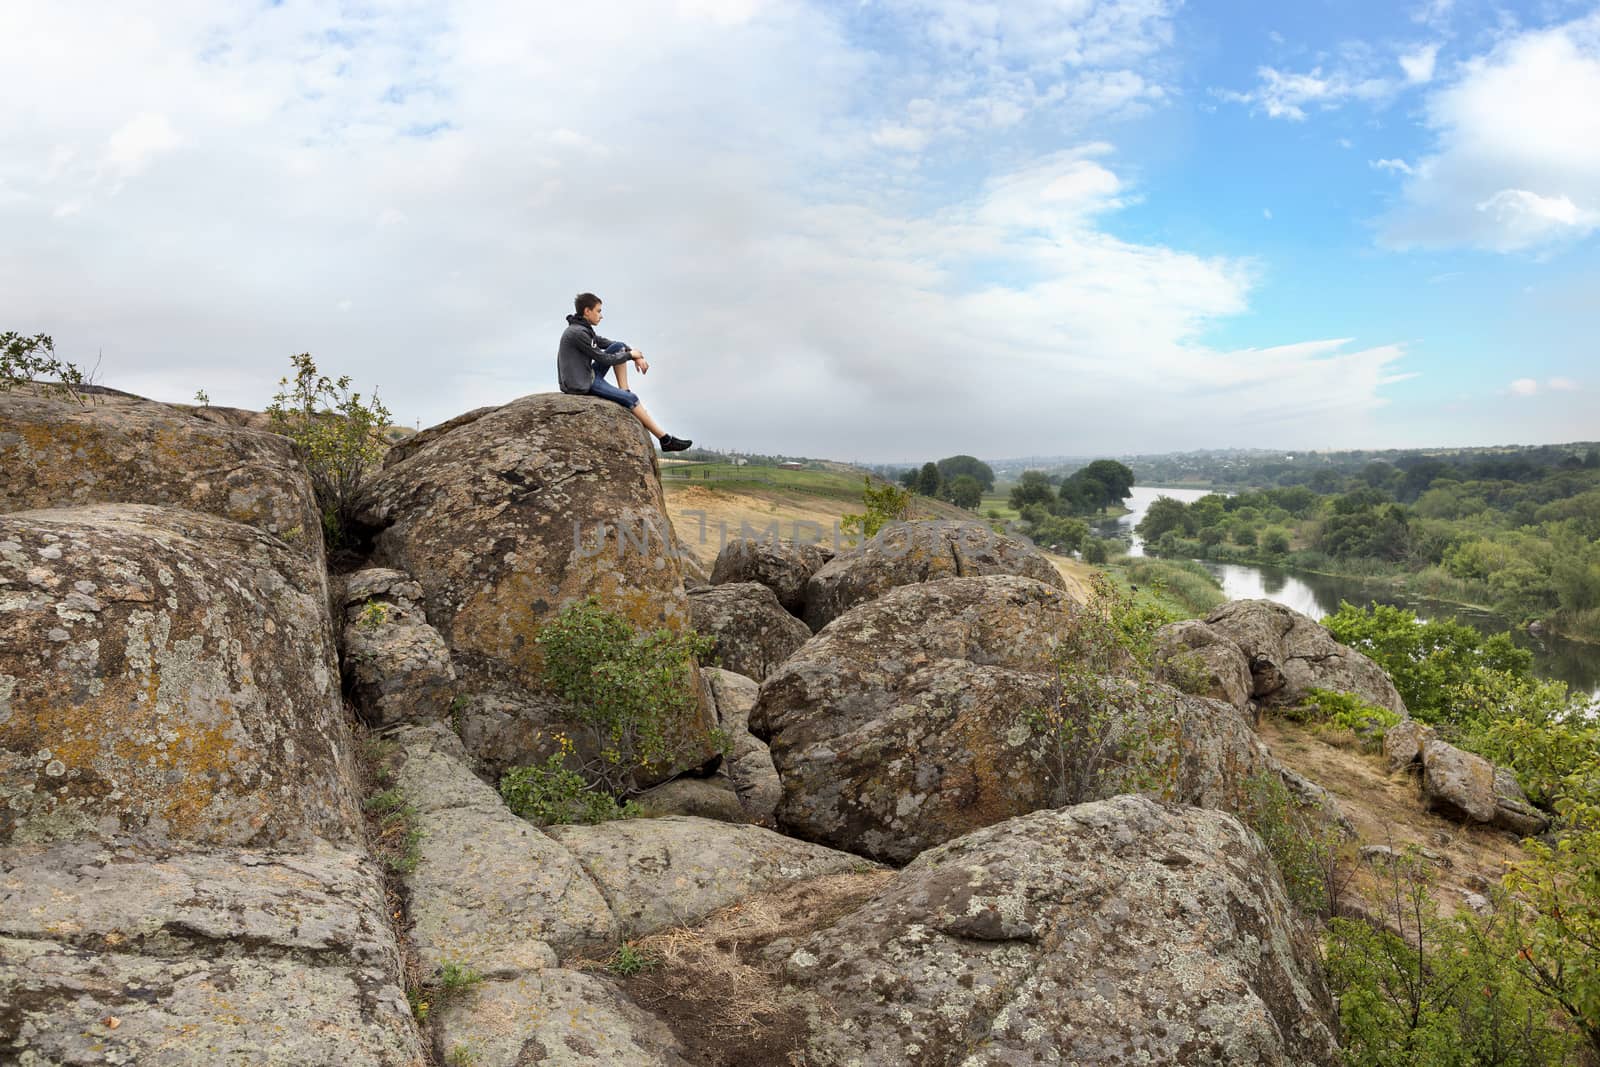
[5,668,248,841]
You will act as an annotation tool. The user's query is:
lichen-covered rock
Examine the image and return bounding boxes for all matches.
[544,816,867,938]
[783,796,1339,1066]
[802,520,1068,631]
[756,576,1273,864]
[689,581,812,682]
[383,724,616,969]
[1382,719,1436,775]
[1421,739,1497,824]
[359,392,692,684]
[434,967,692,1067]
[0,837,425,1065]
[633,776,747,822]
[711,537,835,615]
[1202,599,1407,715]
[1492,767,1549,837]
[451,684,577,783]
[0,505,357,847]
[339,567,457,727]
[704,667,781,825]
[1154,618,1252,710]
[0,387,322,561]
[358,393,715,776]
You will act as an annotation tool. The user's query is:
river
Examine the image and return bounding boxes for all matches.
[1092,486,1600,701]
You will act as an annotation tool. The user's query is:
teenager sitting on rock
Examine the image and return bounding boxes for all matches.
[557,292,692,452]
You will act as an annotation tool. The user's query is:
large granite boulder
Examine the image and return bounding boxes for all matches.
[358,393,716,777]
[1153,618,1252,710]
[711,537,835,615]
[688,581,812,682]
[338,567,457,727]
[0,505,357,847]
[0,387,321,561]
[756,575,1272,864]
[783,796,1339,1066]
[1202,599,1407,715]
[1418,739,1550,836]
[0,837,425,1065]
[802,520,1068,631]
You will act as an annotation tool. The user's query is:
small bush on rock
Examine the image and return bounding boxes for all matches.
[1238,772,1352,919]
[266,351,392,548]
[535,598,714,796]
[500,742,640,827]
[1,331,90,403]
[1024,575,1181,806]
[841,477,912,542]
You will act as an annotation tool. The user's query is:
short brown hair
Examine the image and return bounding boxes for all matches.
[574,292,602,315]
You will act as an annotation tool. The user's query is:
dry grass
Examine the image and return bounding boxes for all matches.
[1257,715,1528,918]
[572,870,893,1065]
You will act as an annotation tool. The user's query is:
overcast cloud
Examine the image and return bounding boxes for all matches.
[0,1,1544,460]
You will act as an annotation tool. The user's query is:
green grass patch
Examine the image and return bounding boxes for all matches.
[1111,558,1225,619]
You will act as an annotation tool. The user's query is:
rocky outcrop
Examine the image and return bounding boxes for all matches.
[1382,719,1436,774]
[1154,618,1253,709]
[545,816,867,938]
[754,576,1273,864]
[711,537,834,615]
[0,505,357,847]
[1202,599,1407,715]
[358,393,715,776]
[382,724,616,969]
[0,837,425,1065]
[688,581,811,682]
[1416,738,1549,835]
[802,520,1068,631]
[782,796,1340,1066]
[0,387,322,561]
[338,567,457,727]
[705,667,781,824]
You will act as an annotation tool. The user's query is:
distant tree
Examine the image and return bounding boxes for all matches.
[1009,471,1057,512]
[1078,460,1135,503]
[1136,497,1188,542]
[914,462,942,497]
[1261,528,1291,555]
[945,474,983,510]
[1585,447,1600,470]
[936,455,996,492]
[898,468,919,489]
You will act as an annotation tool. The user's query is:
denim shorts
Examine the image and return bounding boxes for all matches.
[587,360,638,410]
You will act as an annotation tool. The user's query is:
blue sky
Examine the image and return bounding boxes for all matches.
[2,0,1596,460]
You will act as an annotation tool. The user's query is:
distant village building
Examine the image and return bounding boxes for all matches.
[779,461,805,471]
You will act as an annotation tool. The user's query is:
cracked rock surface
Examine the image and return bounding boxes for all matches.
[783,796,1339,1066]
[802,520,1068,631]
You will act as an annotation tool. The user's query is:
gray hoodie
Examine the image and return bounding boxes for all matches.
[557,315,631,394]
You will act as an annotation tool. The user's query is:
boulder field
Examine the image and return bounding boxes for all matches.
[5,385,1518,1065]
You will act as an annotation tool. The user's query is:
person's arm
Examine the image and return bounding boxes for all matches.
[591,333,636,367]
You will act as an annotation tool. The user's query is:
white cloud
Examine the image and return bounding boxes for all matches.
[1216,64,1393,121]
[1510,378,1539,396]
[0,0,1408,458]
[1399,42,1440,84]
[1263,207,1272,220]
[1381,13,1600,252]
[1548,376,1579,391]
[1372,158,1414,174]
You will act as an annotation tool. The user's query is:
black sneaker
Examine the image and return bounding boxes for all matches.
[659,434,693,453]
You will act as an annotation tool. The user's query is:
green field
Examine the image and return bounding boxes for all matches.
[659,462,878,501]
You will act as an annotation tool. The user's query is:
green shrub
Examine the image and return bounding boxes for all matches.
[1326,847,1582,1066]
[1237,772,1350,918]
[500,745,640,827]
[1,331,89,403]
[535,598,715,795]
[1283,687,1403,749]
[436,961,485,1002]
[266,352,392,548]
[1022,575,1181,806]
[364,789,424,874]
[841,478,911,541]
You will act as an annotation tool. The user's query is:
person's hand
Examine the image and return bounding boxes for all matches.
[632,352,650,374]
